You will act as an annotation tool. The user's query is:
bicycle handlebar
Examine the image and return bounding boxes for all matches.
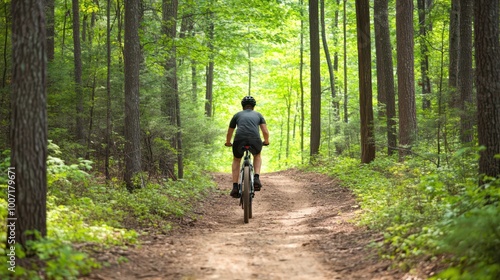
[224,142,270,147]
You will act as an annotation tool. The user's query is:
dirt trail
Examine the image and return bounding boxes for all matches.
[85,170,414,280]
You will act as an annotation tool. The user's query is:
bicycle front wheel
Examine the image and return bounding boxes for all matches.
[243,166,251,223]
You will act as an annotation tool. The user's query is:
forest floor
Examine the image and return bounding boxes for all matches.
[83,169,434,280]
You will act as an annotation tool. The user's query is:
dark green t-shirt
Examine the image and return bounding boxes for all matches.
[229,109,266,141]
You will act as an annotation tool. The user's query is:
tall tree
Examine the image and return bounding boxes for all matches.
[374,0,397,155]
[10,0,48,248]
[342,0,348,123]
[320,0,336,119]
[105,0,112,180]
[45,0,54,61]
[474,0,500,179]
[205,8,214,117]
[299,0,305,163]
[355,0,375,163]
[162,0,183,179]
[309,0,321,158]
[458,0,473,143]
[396,0,417,160]
[1,0,11,148]
[417,0,432,110]
[448,0,459,107]
[72,0,84,144]
[124,0,142,190]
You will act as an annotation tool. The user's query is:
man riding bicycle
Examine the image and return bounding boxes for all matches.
[225,96,270,198]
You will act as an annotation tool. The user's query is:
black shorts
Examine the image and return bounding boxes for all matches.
[232,139,263,158]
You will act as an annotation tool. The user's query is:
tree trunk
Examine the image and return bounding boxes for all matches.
[299,0,305,163]
[448,0,459,108]
[396,0,417,160]
[162,0,183,179]
[309,0,321,159]
[10,0,48,248]
[105,0,112,180]
[343,0,348,124]
[73,0,85,145]
[355,0,375,164]
[417,0,432,110]
[458,0,473,143]
[45,0,55,61]
[320,0,336,121]
[474,0,500,179]
[1,2,10,149]
[374,0,397,155]
[124,0,142,190]
[205,11,214,117]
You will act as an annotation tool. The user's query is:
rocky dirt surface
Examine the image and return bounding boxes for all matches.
[83,169,428,280]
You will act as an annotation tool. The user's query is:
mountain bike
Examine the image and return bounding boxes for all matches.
[238,145,254,223]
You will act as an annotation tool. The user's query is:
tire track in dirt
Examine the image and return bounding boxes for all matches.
[84,170,409,280]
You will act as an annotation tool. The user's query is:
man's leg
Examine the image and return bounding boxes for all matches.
[253,153,262,190]
[230,157,241,198]
[232,157,241,183]
[253,153,262,175]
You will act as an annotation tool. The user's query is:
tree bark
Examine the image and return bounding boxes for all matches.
[396,0,417,160]
[105,0,112,180]
[10,0,48,248]
[320,0,336,120]
[448,0,459,108]
[309,0,321,158]
[374,0,397,155]
[355,0,375,163]
[458,0,473,143]
[124,0,142,190]
[73,0,85,145]
[343,0,348,124]
[205,10,214,117]
[417,0,432,110]
[474,0,500,179]
[45,0,55,61]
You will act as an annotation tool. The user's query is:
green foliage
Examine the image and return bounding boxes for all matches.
[0,143,215,279]
[0,236,100,280]
[433,204,500,280]
[307,147,500,278]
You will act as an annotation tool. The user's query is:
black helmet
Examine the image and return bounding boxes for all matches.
[241,96,256,108]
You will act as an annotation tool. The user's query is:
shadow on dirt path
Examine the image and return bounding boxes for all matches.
[83,169,418,280]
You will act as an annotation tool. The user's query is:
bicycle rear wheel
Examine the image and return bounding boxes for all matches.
[243,166,251,223]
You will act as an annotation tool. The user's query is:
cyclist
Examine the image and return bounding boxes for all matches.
[225,96,270,198]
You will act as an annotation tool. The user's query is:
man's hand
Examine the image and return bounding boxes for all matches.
[225,142,232,147]
[263,141,270,146]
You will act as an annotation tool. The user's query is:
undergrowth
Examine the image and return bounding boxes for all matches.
[0,142,215,279]
[306,148,500,280]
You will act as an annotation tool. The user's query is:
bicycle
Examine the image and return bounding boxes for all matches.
[238,145,254,223]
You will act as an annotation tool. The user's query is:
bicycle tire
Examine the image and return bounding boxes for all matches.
[243,166,250,223]
[249,175,253,219]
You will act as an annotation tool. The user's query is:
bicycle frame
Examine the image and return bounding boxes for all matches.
[238,146,255,223]
[238,146,254,199]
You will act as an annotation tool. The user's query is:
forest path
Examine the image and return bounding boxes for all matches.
[84,170,409,280]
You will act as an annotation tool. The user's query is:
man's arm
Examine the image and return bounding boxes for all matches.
[225,127,235,146]
[260,124,270,145]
